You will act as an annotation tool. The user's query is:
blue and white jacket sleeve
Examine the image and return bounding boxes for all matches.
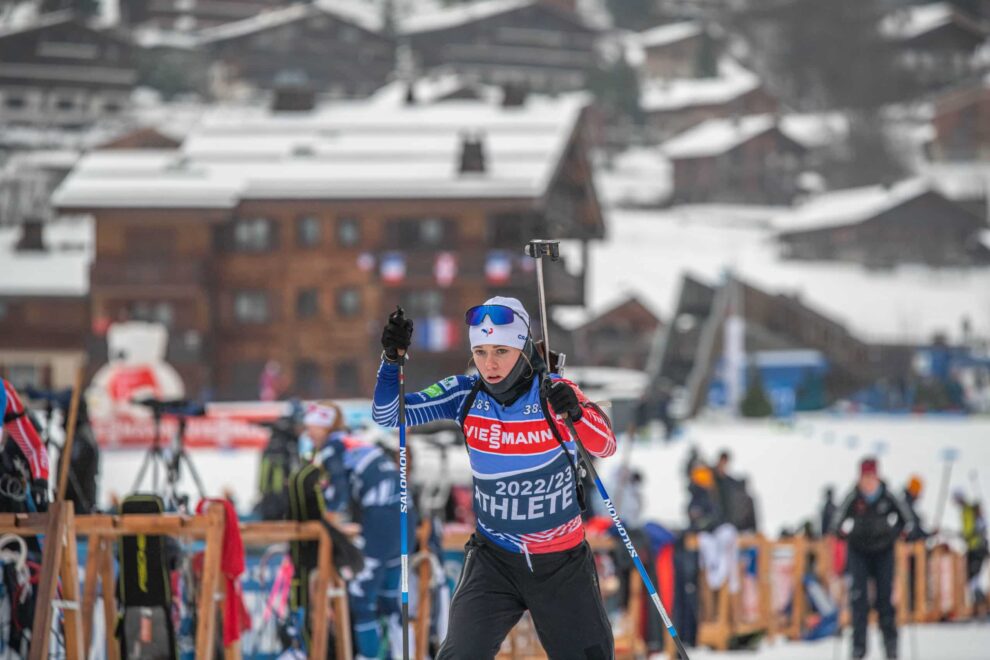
[372,361,476,428]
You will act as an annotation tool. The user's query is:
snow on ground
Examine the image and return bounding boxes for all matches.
[586,207,990,344]
[685,622,990,659]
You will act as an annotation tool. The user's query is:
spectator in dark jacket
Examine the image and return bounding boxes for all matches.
[820,486,836,538]
[832,457,914,660]
[687,465,722,532]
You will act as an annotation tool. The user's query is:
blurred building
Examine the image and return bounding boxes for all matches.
[652,274,915,416]
[930,77,990,161]
[0,217,91,390]
[198,1,394,99]
[775,179,990,267]
[402,0,600,93]
[635,20,720,79]
[640,57,778,139]
[570,294,661,369]
[121,0,291,31]
[0,10,136,128]
[662,114,806,204]
[52,91,604,400]
[882,2,990,90]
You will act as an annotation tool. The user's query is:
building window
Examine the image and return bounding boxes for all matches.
[233,218,275,252]
[404,290,443,317]
[387,217,453,249]
[104,101,122,114]
[234,291,270,323]
[295,360,322,398]
[128,301,175,327]
[336,287,361,317]
[4,96,25,109]
[296,215,321,247]
[56,97,76,111]
[335,361,360,396]
[336,217,360,247]
[296,288,319,319]
[0,301,7,320]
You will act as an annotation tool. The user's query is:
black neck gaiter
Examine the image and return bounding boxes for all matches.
[481,339,546,406]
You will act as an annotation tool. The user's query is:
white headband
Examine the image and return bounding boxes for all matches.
[303,404,337,429]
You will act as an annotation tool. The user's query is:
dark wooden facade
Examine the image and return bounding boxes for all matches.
[404,1,599,93]
[122,0,289,30]
[889,5,988,90]
[931,80,990,161]
[654,275,909,415]
[778,191,990,267]
[58,119,603,401]
[200,4,395,98]
[644,85,778,138]
[571,296,661,369]
[0,12,136,127]
[668,125,805,204]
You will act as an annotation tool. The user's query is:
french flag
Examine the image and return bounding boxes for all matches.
[485,251,512,284]
[380,251,406,285]
[435,251,458,287]
[416,316,460,352]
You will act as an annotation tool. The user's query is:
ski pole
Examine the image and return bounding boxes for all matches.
[524,239,690,660]
[396,306,411,660]
[934,447,959,532]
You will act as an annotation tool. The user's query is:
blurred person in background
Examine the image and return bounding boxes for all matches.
[819,486,837,538]
[832,457,913,660]
[955,489,988,614]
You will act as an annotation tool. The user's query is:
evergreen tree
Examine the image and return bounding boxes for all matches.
[740,372,773,418]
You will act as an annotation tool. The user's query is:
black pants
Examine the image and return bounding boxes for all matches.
[437,534,613,660]
[848,547,897,658]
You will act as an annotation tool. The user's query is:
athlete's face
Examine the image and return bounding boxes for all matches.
[304,424,332,445]
[472,345,522,384]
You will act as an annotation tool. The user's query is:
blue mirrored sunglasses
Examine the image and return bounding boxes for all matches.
[464,304,517,326]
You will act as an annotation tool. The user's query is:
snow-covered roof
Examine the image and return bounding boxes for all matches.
[0,8,73,38]
[0,217,93,296]
[640,57,760,113]
[197,0,382,44]
[920,161,990,202]
[774,179,935,234]
[587,206,990,345]
[400,0,533,34]
[368,73,498,106]
[637,21,702,49]
[133,26,200,50]
[661,115,778,159]
[880,2,985,41]
[53,93,590,208]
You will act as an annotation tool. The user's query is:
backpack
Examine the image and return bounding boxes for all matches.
[255,422,299,520]
[116,493,177,660]
[722,477,757,532]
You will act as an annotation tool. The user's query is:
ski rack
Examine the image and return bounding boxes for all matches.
[0,506,353,660]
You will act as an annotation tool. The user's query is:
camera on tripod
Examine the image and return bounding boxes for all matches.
[130,397,208,509]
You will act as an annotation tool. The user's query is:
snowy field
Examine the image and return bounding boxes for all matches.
[687,622,990,660]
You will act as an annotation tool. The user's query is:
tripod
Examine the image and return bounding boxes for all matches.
[131,399,207,510]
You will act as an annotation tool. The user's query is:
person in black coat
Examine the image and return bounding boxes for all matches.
[832,457,914,660]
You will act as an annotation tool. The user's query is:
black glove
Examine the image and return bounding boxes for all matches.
[31,478,49,512]
[381,306,413,362]
[547,381,582,422]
